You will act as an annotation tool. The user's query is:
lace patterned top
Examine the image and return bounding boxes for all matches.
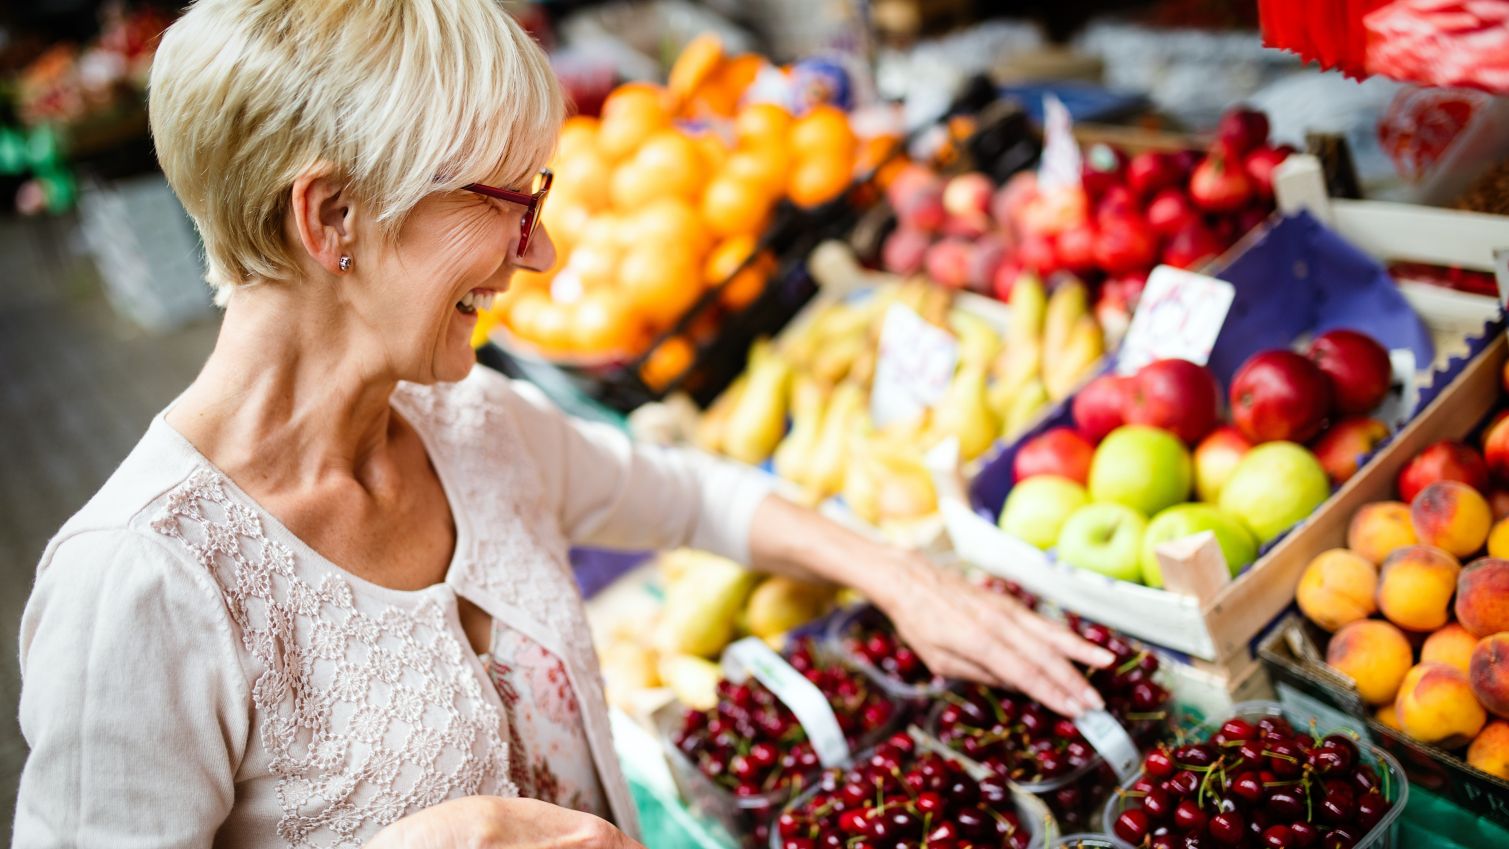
[15,366,773,849]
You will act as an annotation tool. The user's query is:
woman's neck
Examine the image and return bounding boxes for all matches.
[167,280,401,491]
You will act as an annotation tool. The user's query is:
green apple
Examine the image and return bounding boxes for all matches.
[1219,441,1331,544]
[1056,502,1148,583]
[1000,475,1088,550]
[1087,425,1193,517]
[1140,502,1259,587]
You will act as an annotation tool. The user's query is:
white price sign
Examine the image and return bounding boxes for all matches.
[1117,265,1236,374]
[1037,94,1081,192]
[723,638,850,768]
[870,303,959,428]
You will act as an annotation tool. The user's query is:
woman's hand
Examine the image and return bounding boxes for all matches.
[868,551,1116,717]
[365,797,646,849]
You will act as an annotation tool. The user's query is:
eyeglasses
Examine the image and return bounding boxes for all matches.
[463,168,553,258]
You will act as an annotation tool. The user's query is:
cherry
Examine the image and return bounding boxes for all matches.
[1168,770,1201,797]
[1263,824,1295,848]
[1231,771,1264,804]
[1114,809,1152,843]
[1209,811,1246,845]
[1145,748,1176,777]
[1356,789,1387,832]
[1173,799,1209,832]
[1288,821,1320,846]
[1266,788,1305,820]
[1267,741,1305,777]
[1220,718,1258,742]
[1143,787,1174,820]
[1322,827,1358,849]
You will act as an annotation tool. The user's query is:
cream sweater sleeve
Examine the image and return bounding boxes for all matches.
[16,529,249,849]
[497,377,775,564]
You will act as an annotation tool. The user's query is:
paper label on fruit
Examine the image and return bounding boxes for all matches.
[1037,94,1080,191]
[1117,266,1235,374]
[871,303,959,428]
[1074,709,1140,781]
[723,637,850,768]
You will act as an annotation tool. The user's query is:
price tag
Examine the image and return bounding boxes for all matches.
[1037,94,1081,192]
[1074,708,1141,782]
[723,638,850,768]
[1117,265,1236,374]
[871,303,959,427]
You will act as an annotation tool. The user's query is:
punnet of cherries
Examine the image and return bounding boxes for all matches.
[930,614,1170,827]
[774,731,1034,849]
[671,638,898,802]
[842,577,1039,692]
[1109,712,1395,848]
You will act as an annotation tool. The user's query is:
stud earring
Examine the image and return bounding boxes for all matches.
[338,255,353,272]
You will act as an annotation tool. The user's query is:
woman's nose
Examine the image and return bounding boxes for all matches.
[518,222,556,272]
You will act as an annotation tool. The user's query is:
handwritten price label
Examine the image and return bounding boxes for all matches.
[1117,265,1236,374]
[871,303,959,428]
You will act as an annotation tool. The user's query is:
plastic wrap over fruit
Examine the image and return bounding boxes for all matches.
[1365,0,1509,94]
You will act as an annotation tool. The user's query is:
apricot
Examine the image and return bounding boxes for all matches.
[1455,557,1509,638]
[1469,633,1509,718]
[1395,662,1488,747]
[1347,501,1417,565]
[1296,548,1379,632]
[1376,703,1402,732]
[1421,623,1479,675]
[1377,545,1462,632]
[1411,481,1492,558]
[1326,619,1415,705]
[1468,720,1509,779]
[1490,518,1509,559]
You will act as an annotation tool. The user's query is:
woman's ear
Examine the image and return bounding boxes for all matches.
[289,165,354,275]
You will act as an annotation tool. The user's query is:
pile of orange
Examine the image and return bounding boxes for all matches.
[490,37,864,391]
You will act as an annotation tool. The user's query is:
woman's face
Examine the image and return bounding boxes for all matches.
[360,181,555,384]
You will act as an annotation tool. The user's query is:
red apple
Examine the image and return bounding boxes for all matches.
[1095,185,1140,226]
[1080,143,1128,202]
[1127,151,1180,198]
[1124,358,1221,444]
[894,183,947,233]
[881,226,931,275]
[1018,233,1060,276]
[1093,218,1157,275]
[1483,415,1509,483]
[1056,222,1097,274]
[1244,145,1293,199]
[1146,188,1199,237]
[1161,222,1222,270]
[1397,440,1490,502]
[1190,149,1254,213]
[1217,107,1271,157]
[942,172,994,220]
[1193,425,1254,502]
[991,260,1025,302]
[1014,427,1095,485]
[1312,417,1390,485]
[924,238,972,288]
[1307,329,1393,415]
[1072,374,1131,443]
[991,171,1038,230]
[1482,411,1509,453]
[1229,350,1333,443]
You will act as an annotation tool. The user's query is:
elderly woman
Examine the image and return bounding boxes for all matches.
[15,2,1112,847]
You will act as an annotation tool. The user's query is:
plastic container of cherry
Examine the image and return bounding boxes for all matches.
[827,576,1042,702]
[925,616,1172,831]
[1101,701,1408,849]
[656,636,906,848]
[770,728,1059,849]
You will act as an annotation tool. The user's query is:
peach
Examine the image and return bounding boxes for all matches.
[1396,661,1488,747]
[1326,619,1415,705]
[1411,480,1492,558]
[1376,703,1402,731]
[880,226,930,276]
[1484,518,1509,557]
[1296,548,1379,632]
[1422,623,1479,674]
[924,238,972,288]
[1378,545,1462,632]
[1468,720,1509,779]
[1469,633,1509,718]
[1347,501,1418,565]
[1456,557,1509,638]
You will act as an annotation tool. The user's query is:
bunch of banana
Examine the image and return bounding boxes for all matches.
[988,274,1105,442]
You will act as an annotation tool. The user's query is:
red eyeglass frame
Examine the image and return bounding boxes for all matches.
[463,168,553,258]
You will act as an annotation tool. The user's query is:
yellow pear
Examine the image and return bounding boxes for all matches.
[722,340,792,465]
[806,380,867,499]
[930,360,999,461]
[743,577,836,640]
[950,309,1003,368]
[1006,272,1047,344]
[1042,277,1088,358]
[695,375,745,454]
[1043,315,1105,400]
[1003,378,1051,439]
[990,336,1043,403]
[773,377,828,485]
[658,654,724,711]
[653,554,758,658]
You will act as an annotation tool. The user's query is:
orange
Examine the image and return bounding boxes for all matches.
[505,287,549,339]
[610,164,669,210]
[576,213,626,254]
[531,300,576,353]
[668,34,724,107]
[551,148,613,211]
[857,133,901,176]
[692,132,730,174]
[602,82,671,125]
[704,234,757,285]
[640,334,696,390]
[790,105,856,161]
[787,150,853,208]
[735,102,795,147]
[631,130,708,202]
[566,241,620,290]
[555,115,600,162]
[724,145,790,197]
[571,288,644,354]
[627,196,710,256]
[619,242,703,329]
[540,199,593,256]
[701,173,772,238]
[598,111,666,163]
[710,55,764,101]
[706,235,772,310]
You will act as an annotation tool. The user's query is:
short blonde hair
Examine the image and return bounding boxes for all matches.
[149,0,563,303]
